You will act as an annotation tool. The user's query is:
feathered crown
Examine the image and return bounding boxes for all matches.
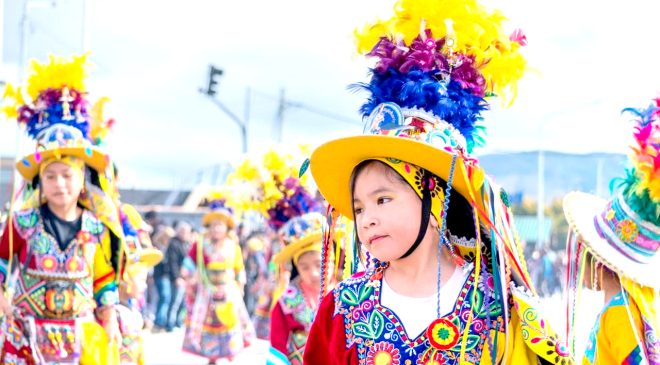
[202,187,236,228]
[617,100,660,224]
[353,0,527,153]
[205,188,234,213]
[3,54,94,140]
[1,54,114,179]
[226,147,320,231]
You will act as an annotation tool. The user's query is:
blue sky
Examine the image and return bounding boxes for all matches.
[1,0,659,189]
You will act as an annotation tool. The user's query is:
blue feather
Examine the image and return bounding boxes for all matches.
[351,68,488,152]
[24,104,90,140]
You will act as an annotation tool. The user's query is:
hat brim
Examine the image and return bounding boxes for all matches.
[563,191,660,289]
[131,249,164,267]
[310,135,486,219]
[203,211,236,229]
[17,147,109,180]
[273,232,323,266]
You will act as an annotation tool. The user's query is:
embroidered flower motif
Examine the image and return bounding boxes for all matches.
[366,341,401,365]
[40,254,58,272]
[478,271,496,299]
[426,318,459,351]
[616,219,639,243]
[605,209,616,221]
[76,231,92,245]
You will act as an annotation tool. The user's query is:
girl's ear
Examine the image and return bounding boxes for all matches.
[429,214,439,230]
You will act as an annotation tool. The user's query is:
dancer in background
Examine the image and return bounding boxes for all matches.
[0,54,123,364]
[563,100,660,364]
[181,190,254,364]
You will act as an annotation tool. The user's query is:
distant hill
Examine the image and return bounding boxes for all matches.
[479,151,627,203]
[0,152,629,207]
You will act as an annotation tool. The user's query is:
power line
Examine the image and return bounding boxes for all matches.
[252,89,361,126]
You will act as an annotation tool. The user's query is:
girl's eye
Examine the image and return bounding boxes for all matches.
[377,197,391,204]
[354,207,363,215]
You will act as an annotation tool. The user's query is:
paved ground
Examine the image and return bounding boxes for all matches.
[143,330,272,365]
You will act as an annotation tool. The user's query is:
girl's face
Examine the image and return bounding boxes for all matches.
[296,250,322,288]
[352,162,425,262]
[208,219,229,241]
[41,162,84,209]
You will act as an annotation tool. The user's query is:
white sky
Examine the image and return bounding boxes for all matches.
[1,0,659,189]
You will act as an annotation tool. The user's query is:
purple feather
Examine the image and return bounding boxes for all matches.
[18,88,91,140]
[369,33,485,97]
[267,177,321,231]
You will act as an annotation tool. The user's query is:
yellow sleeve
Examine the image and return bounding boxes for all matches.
[92,230,119,307]
[499,289,574,365]
[601,304,645,364]
[499,309,544,365]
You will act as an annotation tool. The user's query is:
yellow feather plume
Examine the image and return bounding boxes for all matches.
[355,0,526,104]
[90,96,112,144]
[25,53,91,100]
[2,83,24,120]
[224,146,313,219]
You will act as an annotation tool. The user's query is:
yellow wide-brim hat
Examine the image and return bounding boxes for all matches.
[273,230,323,266]
[310,134,486,220]
[16,124,109,181]
[202,209,236,229]
[127,248,164,267]
[17,145,108,181]
[563,191,660,289]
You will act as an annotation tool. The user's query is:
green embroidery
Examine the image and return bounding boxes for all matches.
[16,210,38,229]
[352,310,384,340]
[341,285,373,307]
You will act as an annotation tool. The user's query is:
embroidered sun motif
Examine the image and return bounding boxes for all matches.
[616,219,639,243]
[414,169,444,199]
[426,318,459,350]
[366,341,401,365]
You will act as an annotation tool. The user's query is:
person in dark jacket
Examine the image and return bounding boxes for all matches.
[166,220,192,331]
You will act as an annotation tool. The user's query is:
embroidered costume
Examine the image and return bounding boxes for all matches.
[269,213,326,365]
[181,190,255,361]
[0,54,123,365]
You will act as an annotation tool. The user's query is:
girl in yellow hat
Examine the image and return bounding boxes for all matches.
[0,54,122,365]
[302,0,574,364]
[269,212,330,364]
[180,190,255,364]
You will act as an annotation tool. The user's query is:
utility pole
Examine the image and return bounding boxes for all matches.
[274,88,285,143]
[200,65,249,154]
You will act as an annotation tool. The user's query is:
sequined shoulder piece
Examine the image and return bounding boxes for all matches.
[13,208,39,238]
[510,283,574,365]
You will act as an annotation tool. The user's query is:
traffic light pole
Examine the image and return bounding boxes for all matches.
[201,65,249,153]
[204,94,248,153]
